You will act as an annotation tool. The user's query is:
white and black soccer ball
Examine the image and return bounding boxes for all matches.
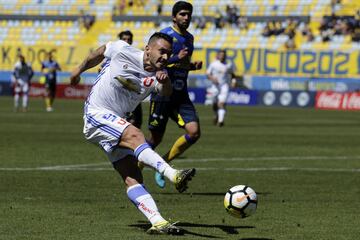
[224,185,257,218]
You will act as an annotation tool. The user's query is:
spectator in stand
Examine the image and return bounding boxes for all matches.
[284,36,296,50]
[157,0,163,15]
[331,0,342,15]
[301,23,314,42]
[237,16,248,30]
[195,16,206,29]
[262,22,273,37]
[214,8,225,29]
[319,15,336,42]
[283,18,297,38]
[351,24,360,42]
[225,5,238,26]
[352,10,360,41]
[79,9,95,31]
[262,21,283,37]
[115,0,126,15]
[272,21,284,35]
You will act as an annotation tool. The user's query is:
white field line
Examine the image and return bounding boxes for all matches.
[179,155,360,163]
[0,155,359,173]
[0,167,359,173]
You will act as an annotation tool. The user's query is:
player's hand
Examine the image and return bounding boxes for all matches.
[70,69,81,86]
[211,77,219,85]
[156,70,169,84]
[193,61,203,70]
[178,48,189,59]
[231,78,237,88]
[13,79,20,87]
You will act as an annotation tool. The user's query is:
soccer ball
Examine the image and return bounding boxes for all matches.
[224,185,257,218]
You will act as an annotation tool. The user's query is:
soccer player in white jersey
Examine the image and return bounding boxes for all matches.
[69,32,195,235]
[206,49,236,127]
[11,55,34,112]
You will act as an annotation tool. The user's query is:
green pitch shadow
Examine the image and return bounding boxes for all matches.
[129,221,255,238]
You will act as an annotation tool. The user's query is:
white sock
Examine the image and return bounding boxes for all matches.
[218,108,226,123]
[134,143,177,182]
[127,184,166,225]
[14,94,19,108]
[22,94,28,108]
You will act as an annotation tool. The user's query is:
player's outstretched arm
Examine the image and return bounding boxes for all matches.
[70,45,106,86]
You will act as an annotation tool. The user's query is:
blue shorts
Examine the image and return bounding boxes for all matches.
[148,97,199,133]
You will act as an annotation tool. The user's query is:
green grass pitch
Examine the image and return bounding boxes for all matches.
[1,96,359,240]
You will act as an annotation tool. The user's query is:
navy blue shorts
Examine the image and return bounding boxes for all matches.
[45,79,57,97]
[148,97,199,133]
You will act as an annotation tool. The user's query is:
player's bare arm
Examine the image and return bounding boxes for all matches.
[155,70,173,96]
[177,47,189,59]
[70,45,106,86]
[231,72,237,88]
[207,73,219,85]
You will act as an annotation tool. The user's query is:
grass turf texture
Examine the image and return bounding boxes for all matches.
[0,96,359,240]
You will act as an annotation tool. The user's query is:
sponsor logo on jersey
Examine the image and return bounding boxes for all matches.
[143,77,154,87]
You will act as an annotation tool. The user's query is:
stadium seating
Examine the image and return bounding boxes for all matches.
[0,0,115,18]
[0,19,83,46]
[119,0,329,17]
[0,0,360,65]
[96,19,360,50]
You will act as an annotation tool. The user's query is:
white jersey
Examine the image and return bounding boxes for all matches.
[206,60,234,85]
[83,40,162,162]
[86,40,159,117]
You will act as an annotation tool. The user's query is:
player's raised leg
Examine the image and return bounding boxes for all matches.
[121,124,196,193]
[113,155,184,235]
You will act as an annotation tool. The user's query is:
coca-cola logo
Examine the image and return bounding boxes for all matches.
[29,86,46,97]
[316,92,342,108]
[64,87,90,98]
[346,93,360,109]
[316,92,360,110]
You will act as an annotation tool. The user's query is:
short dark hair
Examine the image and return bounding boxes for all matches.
[172,1,193,17]
[118,30,133,40]
[148,32,173,45]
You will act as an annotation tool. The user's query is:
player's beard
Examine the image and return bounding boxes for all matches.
[180,22,189,30]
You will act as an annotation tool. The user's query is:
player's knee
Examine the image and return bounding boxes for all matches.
[187,130,201,142]
[218,102,225,108]
[122,126,146,148]
[124,176,142,187]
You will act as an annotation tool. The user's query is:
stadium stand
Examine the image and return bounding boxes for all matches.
[0,0,114,18]
[1,0,360,49]
[0,20,82,46]
[1,0,360,78]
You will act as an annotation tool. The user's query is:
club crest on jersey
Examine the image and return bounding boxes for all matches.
[143,77,154,87]
[114,75,140,94]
